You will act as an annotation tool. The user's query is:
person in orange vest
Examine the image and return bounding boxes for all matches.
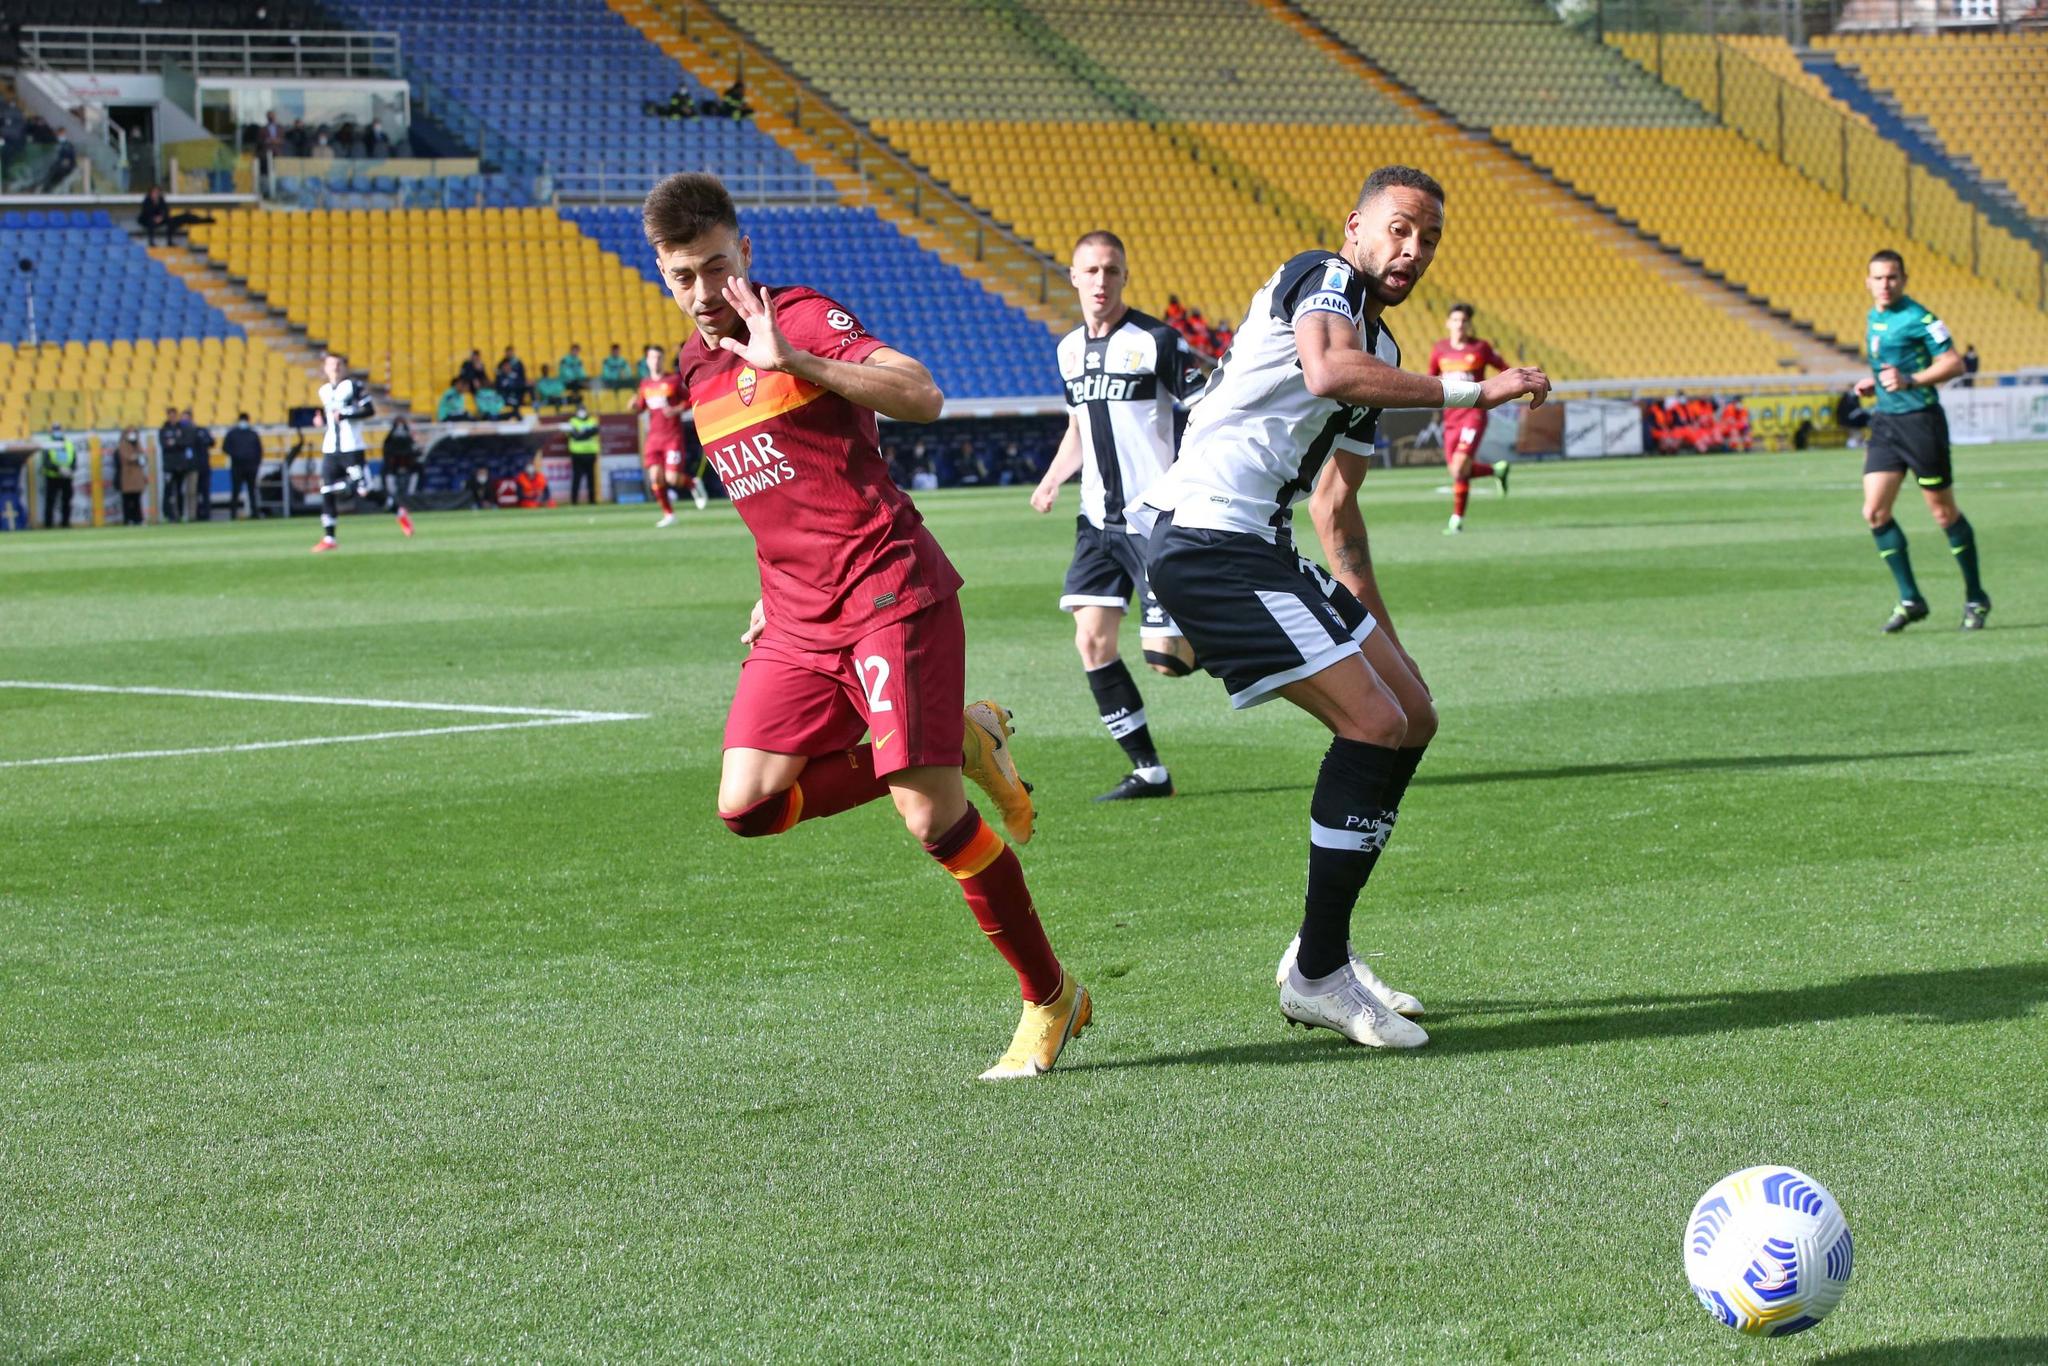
[1718,396,1752,452]
[514,455,555,508]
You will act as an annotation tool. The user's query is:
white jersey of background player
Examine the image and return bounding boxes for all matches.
[1030,230,1203,802]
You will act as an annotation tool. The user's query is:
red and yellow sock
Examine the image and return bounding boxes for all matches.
[719,745,890,836]
[1452,480,1471,517]
[925,808,1062,1004]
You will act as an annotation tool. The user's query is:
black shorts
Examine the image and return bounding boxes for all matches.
[1061,517,1180,638]
[1145,513,1375,709]
[1864,407,1952,490]
[319,449,367,490]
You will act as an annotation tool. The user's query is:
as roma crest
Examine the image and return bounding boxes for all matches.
[737,366,757,405]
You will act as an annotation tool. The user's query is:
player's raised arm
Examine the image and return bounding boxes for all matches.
[1031,412,1083,513]
[717,277,943,423]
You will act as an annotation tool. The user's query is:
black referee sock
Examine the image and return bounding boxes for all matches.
[1086,658,1159,771]
[1298,736,1401,981]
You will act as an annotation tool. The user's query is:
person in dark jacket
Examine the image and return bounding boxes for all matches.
[138,188,173,245]
[383,417,421,509]
[158,406,191,522]
[223,412,264,518]
[183,409,215,520]
[494,347,530,412]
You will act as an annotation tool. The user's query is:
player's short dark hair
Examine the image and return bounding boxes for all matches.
[1449,302,1474,319]
[643,172,740,250]
[1073,229,1126,256]
[1869,248,1907,279]
[1357,165,1445,211]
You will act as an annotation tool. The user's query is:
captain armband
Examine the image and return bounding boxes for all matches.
[1440,377,1481,409]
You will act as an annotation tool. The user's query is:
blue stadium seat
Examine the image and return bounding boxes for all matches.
[0,218,244,345]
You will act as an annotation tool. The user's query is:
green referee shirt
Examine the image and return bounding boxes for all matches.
[1865,295,1952,415]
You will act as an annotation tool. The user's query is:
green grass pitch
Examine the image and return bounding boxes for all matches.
[3,445,2044,1362]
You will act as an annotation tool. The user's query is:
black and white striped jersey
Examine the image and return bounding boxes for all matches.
[318,377,375,456]
[1139,251,1397,547]
[1057,309,1204,530]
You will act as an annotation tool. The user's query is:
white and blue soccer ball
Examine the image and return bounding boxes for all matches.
[1684,1165,1853,1337]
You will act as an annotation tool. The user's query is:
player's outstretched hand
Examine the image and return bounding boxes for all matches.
[1479,367,1550,411]
[717,278,797,373]
[741,598,766,647]
[1029,481,1058,514]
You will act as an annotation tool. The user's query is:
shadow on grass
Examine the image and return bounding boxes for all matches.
[1177,750,1966,801]
[1068,962,2048,1072]
[1806,1338,2048,1365]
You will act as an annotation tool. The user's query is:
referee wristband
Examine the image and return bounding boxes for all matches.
[1441,377,1482,409]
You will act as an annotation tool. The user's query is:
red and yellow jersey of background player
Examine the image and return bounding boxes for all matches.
[677,285,962,651]
[1428,337,1508,436]
[632,371,689,457]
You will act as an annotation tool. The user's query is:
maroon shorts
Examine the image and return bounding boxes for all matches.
[724,593,966,777]
[1442,410,1487,461]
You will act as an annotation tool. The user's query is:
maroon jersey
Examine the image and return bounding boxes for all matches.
[1428,337,1507,382]
[679,285,962,650]
[633,371,688,454]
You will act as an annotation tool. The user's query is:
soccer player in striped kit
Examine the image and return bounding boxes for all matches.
[649,172,1089,1080]
[1032,230,1203,801]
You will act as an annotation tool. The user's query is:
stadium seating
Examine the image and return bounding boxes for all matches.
[185,208,678,413]
[319,0,828,194]
[1817,31,2048,221]
[1495,124,2048,370]
[1200,121,1794,377]
[1,210,240,343]
[0,337,312,432]
[1606,32,1868,124]
[1297,0,1712,126]
[562,204,1056,398]
[6,0,335,26]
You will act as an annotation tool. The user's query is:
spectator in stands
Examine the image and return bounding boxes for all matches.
[114,426,147,526]
[1210,317,1234,356]
[495,347,530,412]
[953,435,990,486]
[365,119,392,159]
[466,465,494,509]
[224,412,263,518]
[382,417,420,508]
[600,344,634,393]
[310,133,334,164]
[720,80,753,121]
[557,344,589,400]
[436,385,469,422]
[286,119,311,157]
[653,83,698,122]
[138,188,173,245]
[533,365,568,412]
[566,403,601,504]
[259,111,285,170]
[474,385,508,420]
[1164,295,1186,328]
[39,423,77,528]
[1184,309,1213,357]
[1963,343,1980,387]
[158,406,191,522]
[456,349,488,393]
[26,114,55,146]
[184,409,215,520]
[333,119,357,159]
[39,129,76,193]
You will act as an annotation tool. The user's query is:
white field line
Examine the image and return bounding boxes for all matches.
[0,682,649,769]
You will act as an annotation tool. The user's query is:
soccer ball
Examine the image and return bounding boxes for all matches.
[1684,1165,1853,1337]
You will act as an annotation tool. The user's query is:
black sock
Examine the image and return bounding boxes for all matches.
[1086,658,1159,770]
[1385,744,1428,813]
[1298,737,1400,980]
[321,491,338,538]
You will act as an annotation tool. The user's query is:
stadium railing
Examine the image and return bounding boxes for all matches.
[19,26,403,79]
[549,168,838,206]
[1607,29,2047,311]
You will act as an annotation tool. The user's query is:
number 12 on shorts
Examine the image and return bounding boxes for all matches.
[856,655,893,713]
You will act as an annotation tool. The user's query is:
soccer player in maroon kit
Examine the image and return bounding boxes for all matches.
[630,344,704,526]
[646,172,1090,1080]
[1426,303,1513,534]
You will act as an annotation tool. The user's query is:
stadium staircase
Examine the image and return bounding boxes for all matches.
[1796,47,2041,243]
[605,0,1076,334]
[1817,31,2048,228]
[146,242,379,416]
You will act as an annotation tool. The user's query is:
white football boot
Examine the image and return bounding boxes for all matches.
[1280,962,1429,1050]
[655,511,677,528]
[1276,933,1424,1018]
[690,482,710,511]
